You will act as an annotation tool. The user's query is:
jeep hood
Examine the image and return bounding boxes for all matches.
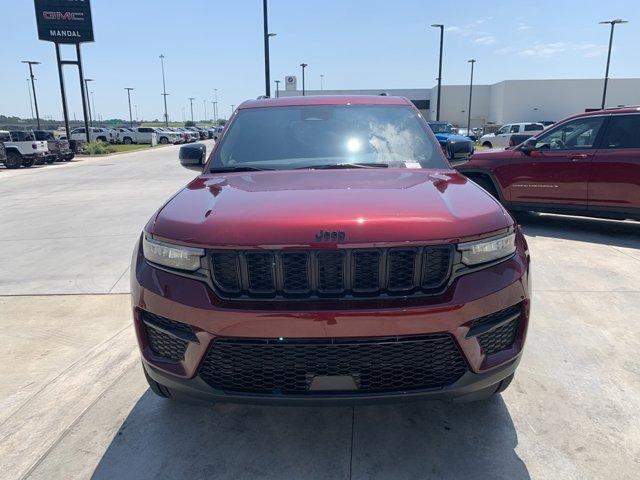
[150,169,512,246]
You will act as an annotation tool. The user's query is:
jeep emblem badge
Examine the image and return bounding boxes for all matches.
[315,230,346,241]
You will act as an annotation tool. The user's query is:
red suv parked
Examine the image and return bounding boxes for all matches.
[457,107,640,220]
[132,96,531,404]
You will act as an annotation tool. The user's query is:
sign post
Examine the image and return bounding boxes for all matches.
[34,0,94,143]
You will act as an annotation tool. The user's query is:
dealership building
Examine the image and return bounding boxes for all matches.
[278,77,640,127]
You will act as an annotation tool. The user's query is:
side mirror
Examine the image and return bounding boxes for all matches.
[519,138,537,155]
[179,143,206,171]
[445,139,474,166]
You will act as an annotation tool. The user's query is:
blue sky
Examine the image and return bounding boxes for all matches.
[1,0,638,121]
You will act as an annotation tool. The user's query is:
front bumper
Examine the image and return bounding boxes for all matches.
[132,232,530,405]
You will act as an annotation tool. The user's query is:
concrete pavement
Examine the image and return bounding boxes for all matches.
[0,145,639,479]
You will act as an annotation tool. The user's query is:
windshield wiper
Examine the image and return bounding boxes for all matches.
[298,163,389,170]
[210,166,273,173]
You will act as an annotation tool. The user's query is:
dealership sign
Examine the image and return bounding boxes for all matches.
[34,0,94,43]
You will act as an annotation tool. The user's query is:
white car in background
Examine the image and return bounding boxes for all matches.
[479,122,544,149]
[115,128,138,144]
[69,127,116,143]
[134,127,181,145]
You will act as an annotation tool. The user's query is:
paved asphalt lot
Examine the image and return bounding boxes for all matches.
[0,144,639,479]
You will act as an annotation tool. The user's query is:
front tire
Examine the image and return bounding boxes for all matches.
[159,136,169,144]
[482,141,493,148]
[4,151,22,169]
[22,157,37,168]
[123,137,133,145]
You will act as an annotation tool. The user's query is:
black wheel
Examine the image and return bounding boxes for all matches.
[22,157,36,168]
[482,141,493,148]
[123,137,133,145]
[143,365,172,399]
[45,157,55,164]
[159,136,169,144]
[472,176,500,200]
[4,151,23,169]
[97,136,107,143]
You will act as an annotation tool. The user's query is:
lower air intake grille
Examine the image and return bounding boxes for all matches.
[198,335,467,395]
[477,318,520,355]
[145,325,188,361]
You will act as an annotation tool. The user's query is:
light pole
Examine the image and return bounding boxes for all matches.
[262,0,277,97]
[125,88,134,127]
[274,80,281,97]
[203,99,207,122]
[188,97,195,122]
[230,104,235,116]
[22,60,41,129]
[300,63,308,96]
[320,74,324,91]
[135,104,138,122]
[599,19,628,109]
[84,78,93,127]
[160,54,169,126]
[214,89,219,122]
[466,59,476,134]
[26,78,34,120]
[431,24,444,121]
[91,91,96,125]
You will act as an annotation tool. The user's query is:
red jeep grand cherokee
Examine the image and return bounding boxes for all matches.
[457,107,640,221]
[132,96,531,405]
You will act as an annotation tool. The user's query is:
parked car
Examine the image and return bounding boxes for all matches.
[33,130,74,162]
[212,126,224,141]
[479,123,544,149]
[0,139,6,167]
[134,95,531,405]
[2,130,48,168]
[69,127,116,143]
[115,127,138,144]
[456,107,640,221]
[156,128,182,144]
[427,122,475,162]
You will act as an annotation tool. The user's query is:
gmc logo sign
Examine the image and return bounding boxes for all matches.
[43,11,84,21]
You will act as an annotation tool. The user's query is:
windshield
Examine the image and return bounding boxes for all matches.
[428,122,454,134]
[211,105,445,171]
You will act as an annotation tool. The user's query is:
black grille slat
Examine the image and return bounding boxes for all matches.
[282,252,310,293]
[199,335,467,395]
[478,318,520,355]
[245,252,276,293]
[422,247,452,289]
[317,251,344,293]
[353,251,380,292]
[387,249,417,291]
[211,252,240,292]
[209,245,452,299]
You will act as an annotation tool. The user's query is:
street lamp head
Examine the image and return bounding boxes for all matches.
[300,63,308,68]
[599,19,628,24]
[268,32,277,37]
[468,59,476,63]
[85,78,93,82]
[430,24,444,28]
[22,60,41,65]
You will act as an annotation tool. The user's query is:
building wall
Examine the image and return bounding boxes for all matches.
[278,78,640,127]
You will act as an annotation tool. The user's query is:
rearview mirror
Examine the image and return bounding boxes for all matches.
[179,143,206,171]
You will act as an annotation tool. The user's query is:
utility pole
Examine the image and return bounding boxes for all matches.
[599,19,628,109]
[230,104,235,116]
[466,59,476,134]
[300,63,308,96]
[125,88,134,127]
[22,61,41,129]
[189,97,195,122]
[84,78,93,127]
[275,80,281,97]
[431,24,444,121]
[320,74,324,91]
[90,91,96,125]
[160,54,169,126]
[203,99,207,122]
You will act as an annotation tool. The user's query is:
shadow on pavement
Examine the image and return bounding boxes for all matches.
[91,391,529,480]
[514,212,640,248]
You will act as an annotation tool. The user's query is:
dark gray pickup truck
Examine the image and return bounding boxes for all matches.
[34,130,74,162]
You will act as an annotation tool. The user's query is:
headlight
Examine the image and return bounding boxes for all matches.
[458,232,516,266]
[142,235,204,271]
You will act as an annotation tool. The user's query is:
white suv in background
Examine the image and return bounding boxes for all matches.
[69,127,116,143]
[479,122,544,149]
[134,127,181,145]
